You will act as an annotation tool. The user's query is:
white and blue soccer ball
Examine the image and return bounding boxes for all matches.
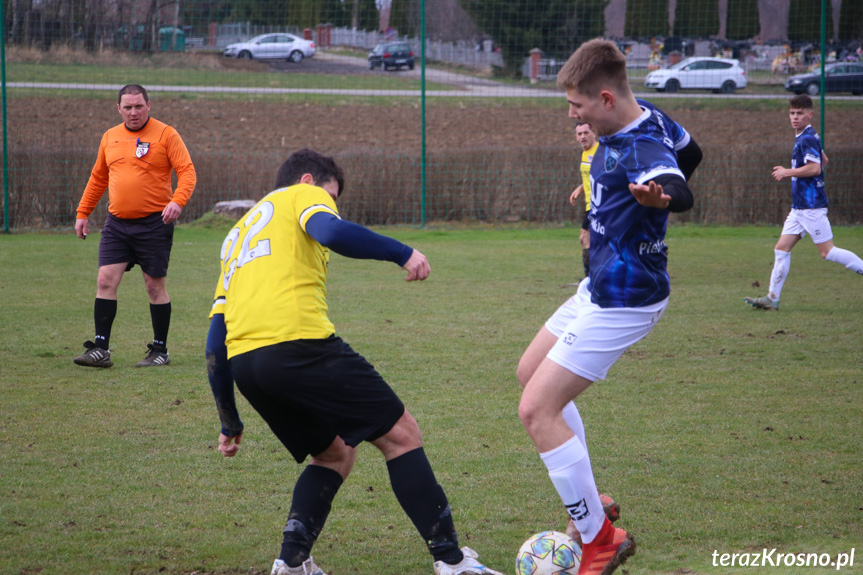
[515,530,581,575]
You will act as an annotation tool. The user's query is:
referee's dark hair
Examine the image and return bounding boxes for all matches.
[118,84,149,105]
[276,149,345,197]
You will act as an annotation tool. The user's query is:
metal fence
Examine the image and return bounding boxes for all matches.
[2,1,862,230]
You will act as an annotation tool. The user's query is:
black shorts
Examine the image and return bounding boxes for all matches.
[581,210,591,231]
[230,336,406,463]
[99,212,174,278]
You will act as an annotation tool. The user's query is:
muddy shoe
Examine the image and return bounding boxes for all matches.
[73,340,113,368]
[135,343,170,367]
[271,557,329,575]
[744,296,779,311]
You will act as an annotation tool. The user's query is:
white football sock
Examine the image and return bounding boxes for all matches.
[540,435,604,544]
[768,249,791,301]
[561,402,586,448]
[825,247,863,275]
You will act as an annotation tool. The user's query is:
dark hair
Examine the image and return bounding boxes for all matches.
[575,121,594,132]
[789,94,813,110]
[275,149,345,196]
[557,39,629,97]
[118,84,149,105]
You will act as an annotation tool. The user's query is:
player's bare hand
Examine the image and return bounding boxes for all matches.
[570,185,583,205]
[162,201,183,224]
[402,249,430,282]
[772,166,790,181]
[218,432,242,457]
[75,218,89,239]
[629,181,670,209]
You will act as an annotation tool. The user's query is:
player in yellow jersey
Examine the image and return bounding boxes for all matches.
[569,122,598,279]
[206,150,503,575]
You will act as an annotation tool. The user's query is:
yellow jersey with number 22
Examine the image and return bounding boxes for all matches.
[217,183,340,359]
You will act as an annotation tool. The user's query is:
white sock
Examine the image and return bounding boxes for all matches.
[768,249,791,301]
[825,247,863,276]
[540,435,604,544]
[561,402,586,448]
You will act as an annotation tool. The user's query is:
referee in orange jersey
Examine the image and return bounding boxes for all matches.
[73,84,196,368]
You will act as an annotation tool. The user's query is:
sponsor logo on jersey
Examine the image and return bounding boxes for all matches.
[604,149,620,172]
[590,217,605,236]
[638,239,668,255]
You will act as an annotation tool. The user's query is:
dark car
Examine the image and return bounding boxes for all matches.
[785,62,863,96]
[368,42,415,71]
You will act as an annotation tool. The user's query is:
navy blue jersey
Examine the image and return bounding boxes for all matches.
[636,99,691,151]
[791,126,827,209]
[589,108,684,308]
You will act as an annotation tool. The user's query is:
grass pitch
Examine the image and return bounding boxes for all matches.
[1,225,861,575]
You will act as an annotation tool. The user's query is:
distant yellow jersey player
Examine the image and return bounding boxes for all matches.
[216,183,339,359]
[570,123,599,278]
[580,140,598,212]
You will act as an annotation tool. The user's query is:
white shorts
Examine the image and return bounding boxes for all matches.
[781,208,833,244]
[545,278,668,382]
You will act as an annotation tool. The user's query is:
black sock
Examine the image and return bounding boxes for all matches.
[280,464,343,567]
[93,298,117,350]
[582,249,590,278]
[387,447,463,565]
[149,302,171,350]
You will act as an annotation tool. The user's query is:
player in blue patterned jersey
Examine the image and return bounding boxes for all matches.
[516,40,701,575]
[636,98,690,152]
[789,124,827,209]
[588,110,686,307]
[518,95,701,379]
[745,95,863,311]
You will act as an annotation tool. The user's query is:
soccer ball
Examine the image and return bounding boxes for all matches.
[515,530,581,575]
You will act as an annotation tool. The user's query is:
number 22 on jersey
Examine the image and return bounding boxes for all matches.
[220,202,275,291]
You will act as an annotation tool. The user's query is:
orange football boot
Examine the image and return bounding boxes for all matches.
[577,518,636,575]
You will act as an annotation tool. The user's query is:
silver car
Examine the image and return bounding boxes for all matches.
[223,33,316,63]
[644,57,748,93]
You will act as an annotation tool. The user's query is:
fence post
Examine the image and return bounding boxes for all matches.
[1,0,9,232]
[819,0,838,149]
[420,0,427,227]
[529,48,542,84]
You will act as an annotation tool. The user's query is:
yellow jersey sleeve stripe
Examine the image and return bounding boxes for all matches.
[210,297,226,319]
[299,204,340,230]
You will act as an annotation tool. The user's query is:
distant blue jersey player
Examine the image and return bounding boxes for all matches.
[745,95,862,311]
[790,125,827,209]
[516,40,701,575]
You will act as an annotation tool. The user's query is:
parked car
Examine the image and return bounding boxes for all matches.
[368,42,415,71]
[784,62,863,96]
[223,33,315,63]
[644,57,747,93]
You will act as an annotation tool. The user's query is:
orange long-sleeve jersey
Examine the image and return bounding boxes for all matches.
[76,118,196,220]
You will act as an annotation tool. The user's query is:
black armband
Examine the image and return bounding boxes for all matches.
[676,138,703,181]
[653,174,694,213]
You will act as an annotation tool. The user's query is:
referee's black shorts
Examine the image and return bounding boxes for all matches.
[581,209,591,231]
[230,336,406,463]
[99,212,174,278]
